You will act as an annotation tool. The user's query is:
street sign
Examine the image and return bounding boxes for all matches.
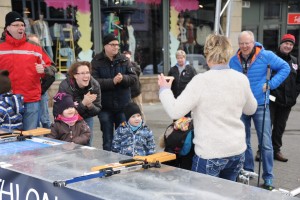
[287,13,300,25]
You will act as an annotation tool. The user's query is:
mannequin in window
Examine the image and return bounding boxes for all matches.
[177,15,187,50]
[120,19,129,52]
[125,17,136,61]
[196,23,212,54]
[23,8,33,35]
[185,17,196,54]
[33,13,53,60]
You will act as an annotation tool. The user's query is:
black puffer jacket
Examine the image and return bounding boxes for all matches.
[131,62,141,98]
[53,76,102,118]
[270,50,300,107]
[91,52,137,112]
[168,64,197,98]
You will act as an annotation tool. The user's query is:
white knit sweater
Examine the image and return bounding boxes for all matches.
[160,68,257,159]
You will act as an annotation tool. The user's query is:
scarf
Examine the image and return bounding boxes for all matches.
[129,121,142,132]
[58,114,79,126]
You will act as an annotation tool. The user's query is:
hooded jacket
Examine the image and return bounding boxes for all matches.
[0,32,53,102]
[168,63,197,98]
[54,76,102,119]
[49,115,90,145]
[230,42,290,105]
[91,52,137,112]
[0,92,24,130]
[112,121,156,156]
[270,50,300,107]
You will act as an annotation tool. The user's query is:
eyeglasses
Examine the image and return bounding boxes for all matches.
[10,24,25,28]
[107,43,119,48]
[76,72,90,76]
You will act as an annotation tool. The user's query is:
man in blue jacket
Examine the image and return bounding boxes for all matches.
[230,31,290,190]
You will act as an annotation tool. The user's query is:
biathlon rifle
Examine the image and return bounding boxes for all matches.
[53,152,176,187]
[0,128,50,144]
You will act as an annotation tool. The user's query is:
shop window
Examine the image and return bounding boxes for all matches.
[12,0,92,73]
[264,2,281,19]
[100,1,163,74]
[288,0,300,12]
[169,0,214,73]
[263,29,279,52]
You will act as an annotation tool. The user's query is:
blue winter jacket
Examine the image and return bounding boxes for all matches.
[0,92,24,130]
[112,121,156,157]
[230,42,290,105]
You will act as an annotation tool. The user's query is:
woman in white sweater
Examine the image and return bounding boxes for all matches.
[158,34,257,181]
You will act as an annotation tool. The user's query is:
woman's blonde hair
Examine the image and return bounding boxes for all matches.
[204,34,233,64]
[175,50,186,58]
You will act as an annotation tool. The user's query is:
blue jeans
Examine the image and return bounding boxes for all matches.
[23,102,40,131]
[98,110,126,151]
[241,105,274,181]
[37,93,51,129]
[192,153,245,181]
[84,117,94,146]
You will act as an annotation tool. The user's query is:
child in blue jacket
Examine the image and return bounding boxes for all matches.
[0,70,24,131]
[112,102,155,156]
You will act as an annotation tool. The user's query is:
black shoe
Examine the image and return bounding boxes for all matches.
[274,152,288,162]
[255,150,260,161]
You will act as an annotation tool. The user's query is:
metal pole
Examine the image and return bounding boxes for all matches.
[163,0,170,74]
[92,0,102,54]
[220,0,231,16]
[226,0,232,37]
[214,0,222,34]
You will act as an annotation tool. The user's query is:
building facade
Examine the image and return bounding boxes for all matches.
[242,0,300,57]
[0,0,242,75]
[0,0,299,103]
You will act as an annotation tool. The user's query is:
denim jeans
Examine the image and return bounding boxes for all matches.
[98,110,126,151]
[84,117,94,146]
[241,105,274,181]
[192,152,245,181]
[23,101,40,131]
[37,93,51,129]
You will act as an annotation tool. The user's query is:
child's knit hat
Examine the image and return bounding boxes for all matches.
[53,92,75,116]
[0,70,11,94]
[124,102,142,121]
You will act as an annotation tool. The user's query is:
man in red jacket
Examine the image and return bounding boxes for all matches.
[0,11,54,130]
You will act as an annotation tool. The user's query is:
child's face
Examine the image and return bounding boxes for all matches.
[62,107,76,118]
[128,113,142,126]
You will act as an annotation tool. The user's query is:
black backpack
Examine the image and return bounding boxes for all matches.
[163,117,193,156]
